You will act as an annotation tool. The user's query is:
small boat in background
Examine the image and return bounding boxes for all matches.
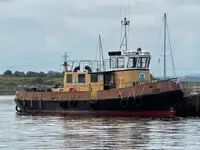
[14,14,183,117]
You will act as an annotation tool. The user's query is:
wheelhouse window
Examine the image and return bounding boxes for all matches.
[66,74,72,83]
[146,57,150,68]
[127,57,138,68]
[110,57,116,69]
[91,74,98,83]
[78,74,85,83]
[117,57,125,68]
[98,74,103,81]
[137,57,148,68]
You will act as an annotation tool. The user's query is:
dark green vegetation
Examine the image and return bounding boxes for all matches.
[1,70,63,95]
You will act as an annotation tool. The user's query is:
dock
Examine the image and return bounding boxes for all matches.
[177,88,200,117]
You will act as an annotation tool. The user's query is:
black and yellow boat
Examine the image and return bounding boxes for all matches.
[14,16,183,117]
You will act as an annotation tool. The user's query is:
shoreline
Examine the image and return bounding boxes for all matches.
[0,76,63,96]
[0,95,15,100]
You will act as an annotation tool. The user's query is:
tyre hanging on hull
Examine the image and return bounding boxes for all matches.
[15,105,21,113]
[89,101,96,110]
[68,95,79,108]
[120,97,129,108]
[68,100,77,108]
[119,91,129,108]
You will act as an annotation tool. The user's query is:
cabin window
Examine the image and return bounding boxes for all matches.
[147,57,150,68]
[137,57,147,68]
[78,74,85,83]
[66,74,72,83]
[91,74,98,83]
[127,57,137,68]
[110,57,116,68]
[98,74,103,81]
[117,57,125,68]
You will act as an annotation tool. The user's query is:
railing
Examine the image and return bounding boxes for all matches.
[66,59,111,72]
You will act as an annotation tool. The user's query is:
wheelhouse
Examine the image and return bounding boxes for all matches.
[109,48,151,70]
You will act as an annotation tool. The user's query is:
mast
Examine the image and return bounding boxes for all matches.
[62,52,68,63]
[62,52,69,72]
[98,34,105,71]
[120,17,130,52]
[158,13,176,78]
[163,13,167,79]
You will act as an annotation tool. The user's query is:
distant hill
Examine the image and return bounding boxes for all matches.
[178,75,200,82]
[153,74,200,82]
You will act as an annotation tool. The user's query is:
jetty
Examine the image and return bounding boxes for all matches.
[176,85,200,117]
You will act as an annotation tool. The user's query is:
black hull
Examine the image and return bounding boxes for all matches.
[14,90,183,117]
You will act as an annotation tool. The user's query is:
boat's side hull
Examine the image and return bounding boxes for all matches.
[14,90,183,117]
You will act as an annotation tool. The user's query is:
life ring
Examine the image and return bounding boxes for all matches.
[69,85,76,92]
[15,105,21,113]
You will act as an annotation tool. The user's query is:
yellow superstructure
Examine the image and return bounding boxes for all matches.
[62,47,151,99]
[63,71,104,98]
[63,69,151,99]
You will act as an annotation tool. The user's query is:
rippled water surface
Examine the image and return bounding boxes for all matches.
[1,96,200,149]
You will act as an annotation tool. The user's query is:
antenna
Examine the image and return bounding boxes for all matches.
[120,17,130,52]
[62,52,69,63]
[164,13,167,79]
[62,52,69,71]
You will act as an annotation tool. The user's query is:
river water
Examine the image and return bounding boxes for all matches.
[0,96,200,149]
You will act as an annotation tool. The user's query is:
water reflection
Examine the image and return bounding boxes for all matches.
[59,116,198,150]
[0,99,200,149]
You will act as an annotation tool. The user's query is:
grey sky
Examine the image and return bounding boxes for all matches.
[0,0,199,76]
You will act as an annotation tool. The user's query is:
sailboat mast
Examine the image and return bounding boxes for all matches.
[98,34,105,71]
[163,13,167,79]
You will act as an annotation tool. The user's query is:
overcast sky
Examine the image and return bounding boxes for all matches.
[0,0,199,77]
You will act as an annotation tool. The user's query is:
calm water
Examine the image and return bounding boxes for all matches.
[0,96,200,150]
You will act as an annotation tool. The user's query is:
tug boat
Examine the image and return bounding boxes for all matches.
[14,16,183,117]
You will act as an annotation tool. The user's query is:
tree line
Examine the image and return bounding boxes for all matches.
[2,70,64,77]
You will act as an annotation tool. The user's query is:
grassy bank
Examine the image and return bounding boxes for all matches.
[0,76,63,95]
